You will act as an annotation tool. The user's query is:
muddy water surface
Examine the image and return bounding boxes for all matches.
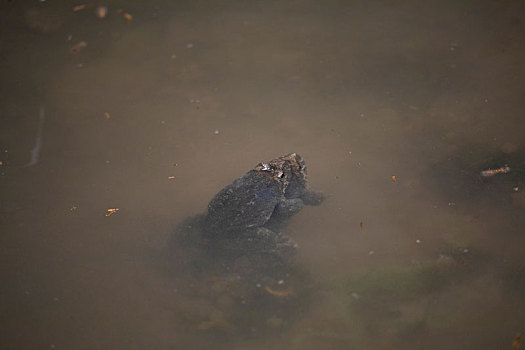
[1,1,525,349]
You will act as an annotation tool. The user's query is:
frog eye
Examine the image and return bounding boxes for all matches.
[277,171,284,178]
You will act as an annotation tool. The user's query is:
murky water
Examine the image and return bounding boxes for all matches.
[1,0,525,349]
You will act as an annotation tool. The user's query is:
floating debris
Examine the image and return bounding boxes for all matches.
[104,112,110,120]
[24,105,45,168]
[214,130,219,135]
[391,175,396,183]
[122,12,133,22]
[105,208,119,216]
[264,286,294,298]
[70,41,87,54]
[360,221,364,230]
[73,4,91,12]
[168,176,176,180]
[70,205,78,211]
[95,6,107,19]
[480,165,510,177]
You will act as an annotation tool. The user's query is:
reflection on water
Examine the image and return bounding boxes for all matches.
[1,0,525,349]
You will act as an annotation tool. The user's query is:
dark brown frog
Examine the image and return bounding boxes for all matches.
[204,153,324,238]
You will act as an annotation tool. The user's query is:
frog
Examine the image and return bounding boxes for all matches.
[172,153,324,270]
[203,153,324,238]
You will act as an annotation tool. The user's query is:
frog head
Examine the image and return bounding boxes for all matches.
[254,153,308,197]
